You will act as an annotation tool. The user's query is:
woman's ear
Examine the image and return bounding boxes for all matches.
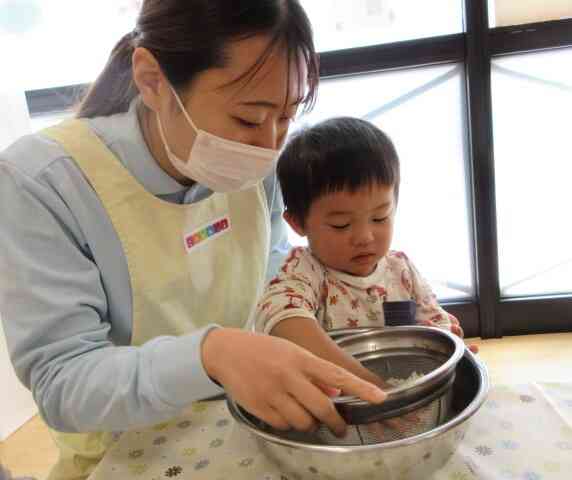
[132,47,170,113]
[283,211,306,237]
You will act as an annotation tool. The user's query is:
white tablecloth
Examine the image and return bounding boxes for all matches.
[89,382,572,479]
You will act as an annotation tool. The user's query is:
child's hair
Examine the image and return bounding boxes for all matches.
[277,116,400,225]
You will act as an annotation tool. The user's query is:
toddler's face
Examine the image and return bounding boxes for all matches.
[287,183,395,277]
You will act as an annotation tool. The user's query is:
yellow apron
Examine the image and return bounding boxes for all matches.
[41,119,270,480]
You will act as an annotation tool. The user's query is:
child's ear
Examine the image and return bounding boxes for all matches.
[283,211,306,237]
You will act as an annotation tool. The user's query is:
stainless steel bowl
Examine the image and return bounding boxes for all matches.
[227,349,489,479]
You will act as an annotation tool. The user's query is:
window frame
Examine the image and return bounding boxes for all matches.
[23,1,572,338]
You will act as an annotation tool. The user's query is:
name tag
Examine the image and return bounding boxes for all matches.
[184,216,231,253]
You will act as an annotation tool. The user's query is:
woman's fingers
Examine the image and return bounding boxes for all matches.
[289,355,387,436]
[304,355,387,405]
[269,393,318,433]
[287,375,348,436]
[316,383,342,397]
[241,399,290,431]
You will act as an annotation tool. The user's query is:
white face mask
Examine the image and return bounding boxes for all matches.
[156,85,279,193]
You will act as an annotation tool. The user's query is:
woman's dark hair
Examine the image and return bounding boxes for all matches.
[77,0,318,118]
[278,117,400,225]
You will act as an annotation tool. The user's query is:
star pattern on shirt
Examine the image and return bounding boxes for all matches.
[347,318,359,328]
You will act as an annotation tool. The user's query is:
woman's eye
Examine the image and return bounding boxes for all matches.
[329,224,349,230]
[234,117,261,128]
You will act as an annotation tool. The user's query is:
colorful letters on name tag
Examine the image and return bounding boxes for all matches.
[184,217,230,252]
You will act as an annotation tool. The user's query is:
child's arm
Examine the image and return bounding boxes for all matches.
[254,248,386,388]
[271,316,386,390]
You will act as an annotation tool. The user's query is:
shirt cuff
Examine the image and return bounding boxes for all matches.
[149,325,224,409]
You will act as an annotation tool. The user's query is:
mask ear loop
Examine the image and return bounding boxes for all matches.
[155,114,177,158]
[168,84,200,134]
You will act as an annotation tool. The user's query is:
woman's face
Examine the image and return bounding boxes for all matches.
[147,35,307,183]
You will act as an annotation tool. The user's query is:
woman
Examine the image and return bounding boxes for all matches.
[0,1,385,478]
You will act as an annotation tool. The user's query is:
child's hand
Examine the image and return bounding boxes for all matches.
[419,318,479,354]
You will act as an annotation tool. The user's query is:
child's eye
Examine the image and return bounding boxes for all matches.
[329,224,350,230]
[373,217,389,224]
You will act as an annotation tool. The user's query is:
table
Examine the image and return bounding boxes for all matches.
[89,382,572,479]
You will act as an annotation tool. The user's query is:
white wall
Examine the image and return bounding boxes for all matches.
[0,90,38,441]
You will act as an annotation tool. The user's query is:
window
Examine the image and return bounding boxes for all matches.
[299,0,463,52]
[491,48,572,297]
[29,112,71,132]
[0,0,140,91]
[289,65,473,301]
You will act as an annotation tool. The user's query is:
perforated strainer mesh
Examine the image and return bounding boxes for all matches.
[365,352,444,380]
[317,352,454,445]
[317,387,451,445]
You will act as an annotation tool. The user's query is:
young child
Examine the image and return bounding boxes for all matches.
[254,116,464,387]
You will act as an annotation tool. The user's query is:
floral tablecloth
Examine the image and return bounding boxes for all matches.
[89,382,572,480]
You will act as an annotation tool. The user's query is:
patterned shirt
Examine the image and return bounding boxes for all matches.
[255,247,454,334]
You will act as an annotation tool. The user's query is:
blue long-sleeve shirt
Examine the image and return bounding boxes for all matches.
[0,100,290,433]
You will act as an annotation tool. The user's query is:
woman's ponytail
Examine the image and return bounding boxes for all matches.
[76,31,139,118]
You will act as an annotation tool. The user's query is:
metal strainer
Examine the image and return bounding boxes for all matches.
[315,326,465,445]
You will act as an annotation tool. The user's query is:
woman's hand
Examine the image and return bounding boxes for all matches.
[201,328,386,437]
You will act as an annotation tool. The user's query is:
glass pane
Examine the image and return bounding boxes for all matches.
[29,112,71,132]
[290,64,473,300]
[0,91,31,151]
[299,0,463,52]
[489,0,572,27]
[1,0,141,91]
[491,48,572,297]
